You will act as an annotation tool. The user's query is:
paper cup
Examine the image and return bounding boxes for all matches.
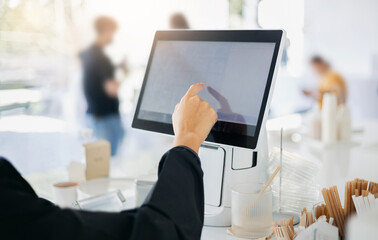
[52,182,78,208]
[135,179,155,207]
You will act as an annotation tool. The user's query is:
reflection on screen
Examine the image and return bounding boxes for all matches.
[138,40,275,133]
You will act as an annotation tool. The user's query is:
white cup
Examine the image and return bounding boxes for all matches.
[52,182,79,208]
[135,179,155,207]
[231,183,273,239]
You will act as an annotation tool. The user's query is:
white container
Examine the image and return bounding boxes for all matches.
[73,190,126,212]
[52,182,78,208]
[321,93,338,144]
[231,183,273,239]
[337,104,351,142]
[347,208,378,240]
[307,105,322,140]
[135,179,155,207]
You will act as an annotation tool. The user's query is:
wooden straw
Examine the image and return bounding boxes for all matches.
[322,187,344,236]
[352,181,357,194]
[362,190,368,197]
[261,166,281,194]
[332,186,343,215]
[357,181,362,196]
[373,184,378,194]
[335,188,345,235]
[289,216,294,234]
[325,205,330,220]
[351,180,356,212]
[273,220,295,240]
[322,189,336,224]
[307,212,314,226]
[362,181,368,191]
[315,206,320,219]
[348,181,353,215]
[299,211,307,227]
[329,187,344,236]
[283,226,291,240]
[344,182,349,217]
[246,166,281,212]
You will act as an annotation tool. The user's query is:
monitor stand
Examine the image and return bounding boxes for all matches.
[200,127,269,227]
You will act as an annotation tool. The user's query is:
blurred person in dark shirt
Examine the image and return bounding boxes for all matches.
[80,16,127,155]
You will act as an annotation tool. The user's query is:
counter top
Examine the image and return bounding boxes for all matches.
[2,115,377,239]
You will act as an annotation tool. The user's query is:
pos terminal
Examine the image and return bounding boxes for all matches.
[132,30,286,226]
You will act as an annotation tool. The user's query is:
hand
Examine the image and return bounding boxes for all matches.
[302,89,313,97]
[120,58,129,75]
[172,83,218,154]
[303,89,321,101]
[104,79,120,98]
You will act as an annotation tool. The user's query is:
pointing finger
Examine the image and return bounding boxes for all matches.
[185,83,205,98]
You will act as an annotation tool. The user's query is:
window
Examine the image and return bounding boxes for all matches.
[258,0,304,77]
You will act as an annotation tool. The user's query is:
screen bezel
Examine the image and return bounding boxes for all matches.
[132,30,284,149]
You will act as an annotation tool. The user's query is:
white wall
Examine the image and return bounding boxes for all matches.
[80,0,229,66]
[304,0,378,79]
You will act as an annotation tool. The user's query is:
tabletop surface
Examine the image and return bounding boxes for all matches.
[1,115,377,239]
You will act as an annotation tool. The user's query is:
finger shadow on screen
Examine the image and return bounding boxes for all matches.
[207,86,248,136]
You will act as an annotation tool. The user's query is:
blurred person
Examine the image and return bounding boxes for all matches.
[80,16,128,155]
[169,12,190,29]
[303,56,347,107]
[1,84,217,240]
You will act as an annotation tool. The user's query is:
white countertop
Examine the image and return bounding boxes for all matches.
[2,115,377,239]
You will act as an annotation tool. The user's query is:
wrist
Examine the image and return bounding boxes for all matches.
[173,133,202,154]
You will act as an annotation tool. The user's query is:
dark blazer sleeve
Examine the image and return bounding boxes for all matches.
[0,146,204,240]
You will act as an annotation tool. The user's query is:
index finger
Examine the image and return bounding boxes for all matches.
[185,83,205,98]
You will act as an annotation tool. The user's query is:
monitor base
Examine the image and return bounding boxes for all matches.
[204,205,231,227]
[201,127,269,227]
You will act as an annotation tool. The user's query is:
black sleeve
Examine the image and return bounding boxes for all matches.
[82,49,114,99]
[83,49,115,83]
[0,146,204,240]
[97,56,115,82]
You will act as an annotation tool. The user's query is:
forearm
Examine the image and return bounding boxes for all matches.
[173,133,202,154]
[139,146,204,239]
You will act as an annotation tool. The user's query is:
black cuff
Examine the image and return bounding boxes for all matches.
[172,146,200,164]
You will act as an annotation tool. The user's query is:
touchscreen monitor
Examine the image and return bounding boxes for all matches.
[132,30,285,149]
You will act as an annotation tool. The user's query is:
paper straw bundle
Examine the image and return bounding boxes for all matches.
[273,209,318,240]
[353,192,378,215]
[299,208,314,228]
[273,217,295,240]
[321,186,345,236]
[344,178,367,217]
[314,204,330,222]
[321,178,378,237]
[368,181,378,194]
[344,178,378,217]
